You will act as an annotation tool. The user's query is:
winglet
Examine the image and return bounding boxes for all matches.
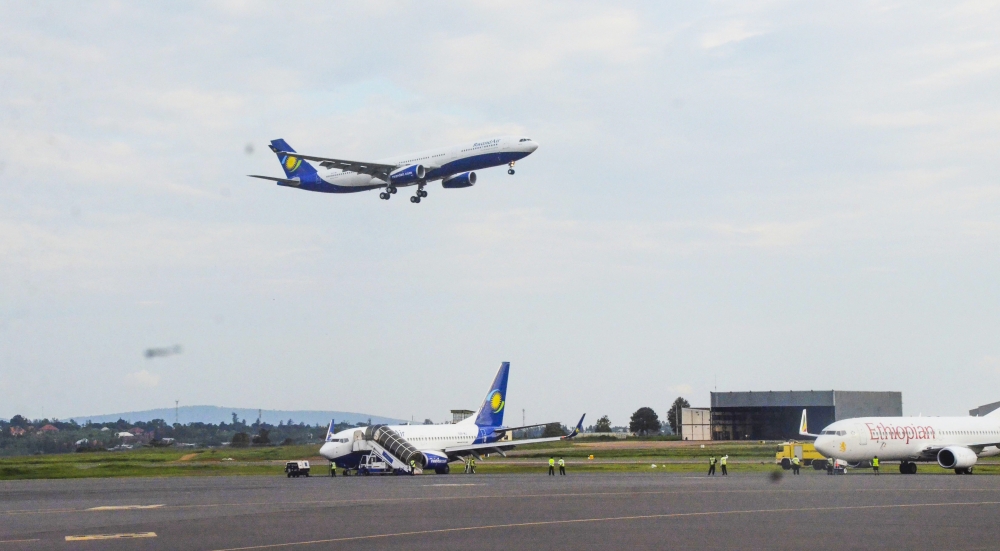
[564,414,586,439]
[799,409,820,438]
[325,419,336,442]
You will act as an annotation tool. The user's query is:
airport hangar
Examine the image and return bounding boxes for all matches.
[681,390,902,441]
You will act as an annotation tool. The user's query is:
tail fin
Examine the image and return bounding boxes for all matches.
[325,419,336,442]
[469,362,510,427]
[565,414,586,439]
[269,139,318,179]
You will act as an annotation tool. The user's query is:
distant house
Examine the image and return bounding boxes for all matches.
[128,427,145,436]
[39,424,59,433]
[9,427,25,437]
[116,432,135,439]
[100,427,111,432]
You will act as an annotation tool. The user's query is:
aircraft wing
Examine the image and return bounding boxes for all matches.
[269,145,397,177]
[443,415,586,455]
[248,175,301,185]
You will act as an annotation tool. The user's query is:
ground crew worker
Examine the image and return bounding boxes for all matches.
[558,457,566,475]
[720,455,728,476]
[548,457,556,476]
[330,462,336,477]
[469,457,476,474]
[409,459,416,475]
[791,455,800,475]
[464,457,470,474]
[826,460,834,475]
[872,456,879,475]
[707,456,716,476]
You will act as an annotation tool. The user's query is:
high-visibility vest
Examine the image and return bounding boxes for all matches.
[549,458,555,466]
[470,458,476,466]
[409,460,415,467]
[558,459,565,467]
[720,457,727,466]
[792,456,799,465]
[872,458,879,467]
[710,457,715,465]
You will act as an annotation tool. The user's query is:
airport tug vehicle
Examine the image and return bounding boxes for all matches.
[285,460,311,477]
[775,442,829,470]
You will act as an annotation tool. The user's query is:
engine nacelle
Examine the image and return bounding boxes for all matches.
[389,164,426,186]
[420,450,449,467]
[442,171,477,189]
[938,446,978,469]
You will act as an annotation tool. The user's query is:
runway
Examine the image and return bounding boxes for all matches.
[3,472,1000,550]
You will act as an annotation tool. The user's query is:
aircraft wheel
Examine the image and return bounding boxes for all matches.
[410,196,420,203]
[418,190,427,198]
[508,169,515,175]
[389,187,397,194]
[379,192,388,200]
[910,463,918,474]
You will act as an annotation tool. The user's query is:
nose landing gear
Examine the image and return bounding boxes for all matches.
[508,161,515,175]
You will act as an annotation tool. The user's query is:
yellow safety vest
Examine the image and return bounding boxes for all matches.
[558,459,565,466]
[549,458,555,466]
[720,457,727,466]
[872,458,879,467]
[792,457,799,465]
[470,458,475,465]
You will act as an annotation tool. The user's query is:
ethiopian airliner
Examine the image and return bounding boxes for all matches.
[319,362,583,474]
[801,409,1000,474]
[248,136,539,203]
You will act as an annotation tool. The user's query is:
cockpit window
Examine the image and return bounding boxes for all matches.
[519,138,532,142]
[821,430,846,436]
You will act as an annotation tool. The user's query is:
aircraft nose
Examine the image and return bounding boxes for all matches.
[319,442,335,460]
[814,437,833,457]
[528,140,539,152]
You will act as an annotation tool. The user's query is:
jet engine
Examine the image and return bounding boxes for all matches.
[937,446,977,469]
[442,171,476,189]
[389,164,426,186]
[420,451,449,467]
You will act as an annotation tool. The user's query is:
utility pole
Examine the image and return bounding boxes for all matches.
[175,400,179,425]
[522,409,525,427]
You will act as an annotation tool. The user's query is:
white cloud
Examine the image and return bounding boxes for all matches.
[125,370,160,388]
[700,20,766,49]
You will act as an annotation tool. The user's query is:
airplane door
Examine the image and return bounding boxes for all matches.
[854,425,867,446]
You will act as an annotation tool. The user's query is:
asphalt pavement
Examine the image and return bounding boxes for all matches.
[2,470,999,550]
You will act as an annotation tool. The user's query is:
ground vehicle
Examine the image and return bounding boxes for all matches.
[356,453,404,476]
[775,442,828,470]
[285,460,310,477]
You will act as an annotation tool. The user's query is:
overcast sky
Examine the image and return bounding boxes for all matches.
[1,1,998,425]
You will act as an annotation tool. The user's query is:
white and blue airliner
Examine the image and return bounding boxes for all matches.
[249,136,539,203]
[319,362,584,474]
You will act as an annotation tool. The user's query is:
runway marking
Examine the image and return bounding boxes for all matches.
[7,487,1000,516]
[0,539,40,544]
[65,532,156,541]
[210,500,1000,550]
[426,483,480,487]
[86,504,164,511]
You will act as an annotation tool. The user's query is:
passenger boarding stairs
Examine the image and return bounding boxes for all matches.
[351,425,424,474]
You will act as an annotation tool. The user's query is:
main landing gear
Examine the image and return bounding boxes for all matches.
[507,161,515,175]
[899,461,918,474]
[955,467,974,475]
[410,182,427,203]
[379,186,398,200]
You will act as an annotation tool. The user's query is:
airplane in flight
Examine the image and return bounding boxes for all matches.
[801,409,1000,474]
[248,136,539,203]
[319,362,584,474]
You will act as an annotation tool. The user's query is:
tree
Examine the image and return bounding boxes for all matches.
[231,432,250,447]
[595,415,612,433]
[666,397,691,435]
[252,428,270,445]
[423,419,433,425]
[628,407,661,435]
[542,423,566,438]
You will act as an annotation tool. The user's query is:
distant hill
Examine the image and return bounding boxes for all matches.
[70,406,403,426]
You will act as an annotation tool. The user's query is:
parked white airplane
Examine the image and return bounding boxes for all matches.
[802,409,1000,474]
[319,362,584,474]
[249,136,539,203]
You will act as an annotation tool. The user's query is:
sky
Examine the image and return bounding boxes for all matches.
[1,1,998,426]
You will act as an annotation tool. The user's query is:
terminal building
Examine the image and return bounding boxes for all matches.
[681,390,902,441]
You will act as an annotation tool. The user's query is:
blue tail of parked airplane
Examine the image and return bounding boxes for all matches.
[472,362,510,427]
[270,139,318,179]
